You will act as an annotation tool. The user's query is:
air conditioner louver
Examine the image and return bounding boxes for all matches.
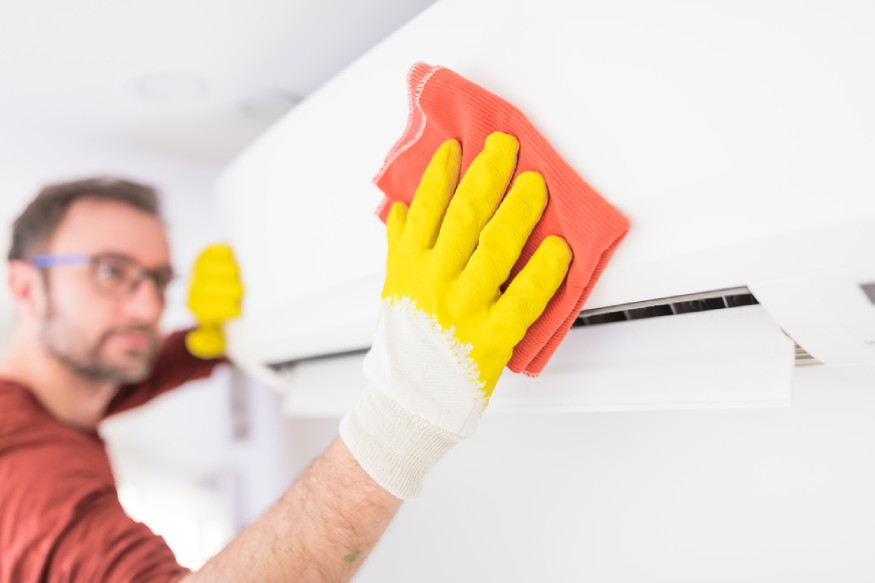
[265,287,820,372]
[576,287,819,367]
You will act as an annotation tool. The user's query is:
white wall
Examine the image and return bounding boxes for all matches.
[96,0,875,578]
[103,367,301,569]
[277,365,875,582]
[103,361,875,579]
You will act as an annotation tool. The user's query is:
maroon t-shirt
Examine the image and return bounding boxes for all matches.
[0,331,225,582]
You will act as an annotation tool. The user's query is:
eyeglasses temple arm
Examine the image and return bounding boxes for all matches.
[30,254,91,268]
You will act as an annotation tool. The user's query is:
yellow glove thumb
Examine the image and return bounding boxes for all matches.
[185,325,226,360]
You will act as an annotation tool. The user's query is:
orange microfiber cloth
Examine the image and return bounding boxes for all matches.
[374,62,630,376]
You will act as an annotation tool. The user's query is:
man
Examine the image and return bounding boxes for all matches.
[0,132,572,581]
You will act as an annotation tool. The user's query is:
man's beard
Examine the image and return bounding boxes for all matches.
[40,304,159,384]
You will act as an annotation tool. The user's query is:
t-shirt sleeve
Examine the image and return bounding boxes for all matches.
[104,329,227,418]
[46,484,190,583]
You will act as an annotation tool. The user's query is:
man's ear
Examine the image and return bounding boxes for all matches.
[7,260,47,319]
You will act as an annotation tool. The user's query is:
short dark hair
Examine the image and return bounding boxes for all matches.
[8,177,162,262]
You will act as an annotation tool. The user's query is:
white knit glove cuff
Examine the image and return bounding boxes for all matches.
[339,385,462,499]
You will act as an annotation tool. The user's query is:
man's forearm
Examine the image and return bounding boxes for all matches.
[182,439,402,582]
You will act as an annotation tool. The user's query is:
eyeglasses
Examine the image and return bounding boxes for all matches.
[30,253,176,298]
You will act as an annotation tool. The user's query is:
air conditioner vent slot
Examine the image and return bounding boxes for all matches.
[862,281,875,305]
[574,287,758,328]
[794,343,821,366]
[268,349,367,374]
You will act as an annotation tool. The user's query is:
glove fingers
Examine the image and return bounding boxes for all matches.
[197,244,234,261]
[193,243,239,275]
[189,280,245,301]
[188,302,242,322]
[193,261,240,279]
[386,201,408,253]
[456,171,547,302]
[432,132,519,274]
[492,235,572,342]
[193,245,235,272]
[401,139,461,250]
[188,281,244,321]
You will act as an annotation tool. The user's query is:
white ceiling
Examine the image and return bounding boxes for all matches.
[0,0,437,165]
[0,0,437,330]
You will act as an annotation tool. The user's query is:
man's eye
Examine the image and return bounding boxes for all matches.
[155,274,173,290]
[96,263,128,282]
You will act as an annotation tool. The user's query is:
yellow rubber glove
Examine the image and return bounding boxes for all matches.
[383,132,572,399]
[185,243,244,359]
[340,132,572,498]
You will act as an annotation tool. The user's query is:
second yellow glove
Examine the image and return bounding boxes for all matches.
[185,243,244,359]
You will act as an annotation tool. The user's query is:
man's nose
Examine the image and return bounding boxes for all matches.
[123,276,165,322]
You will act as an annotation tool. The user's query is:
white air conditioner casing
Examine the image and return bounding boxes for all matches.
[216,0,875,413]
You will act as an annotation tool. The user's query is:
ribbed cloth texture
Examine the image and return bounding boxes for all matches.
[374,62,630,375]
[340,385,461,499]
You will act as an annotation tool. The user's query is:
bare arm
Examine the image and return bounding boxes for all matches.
[181,439,402,583]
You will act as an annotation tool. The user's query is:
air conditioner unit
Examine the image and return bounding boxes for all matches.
[216,0,875,415]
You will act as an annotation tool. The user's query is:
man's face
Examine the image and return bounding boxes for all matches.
[35,199,171,383]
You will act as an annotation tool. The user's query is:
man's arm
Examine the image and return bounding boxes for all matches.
[179,133,570,581]
[180,439,402,583]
